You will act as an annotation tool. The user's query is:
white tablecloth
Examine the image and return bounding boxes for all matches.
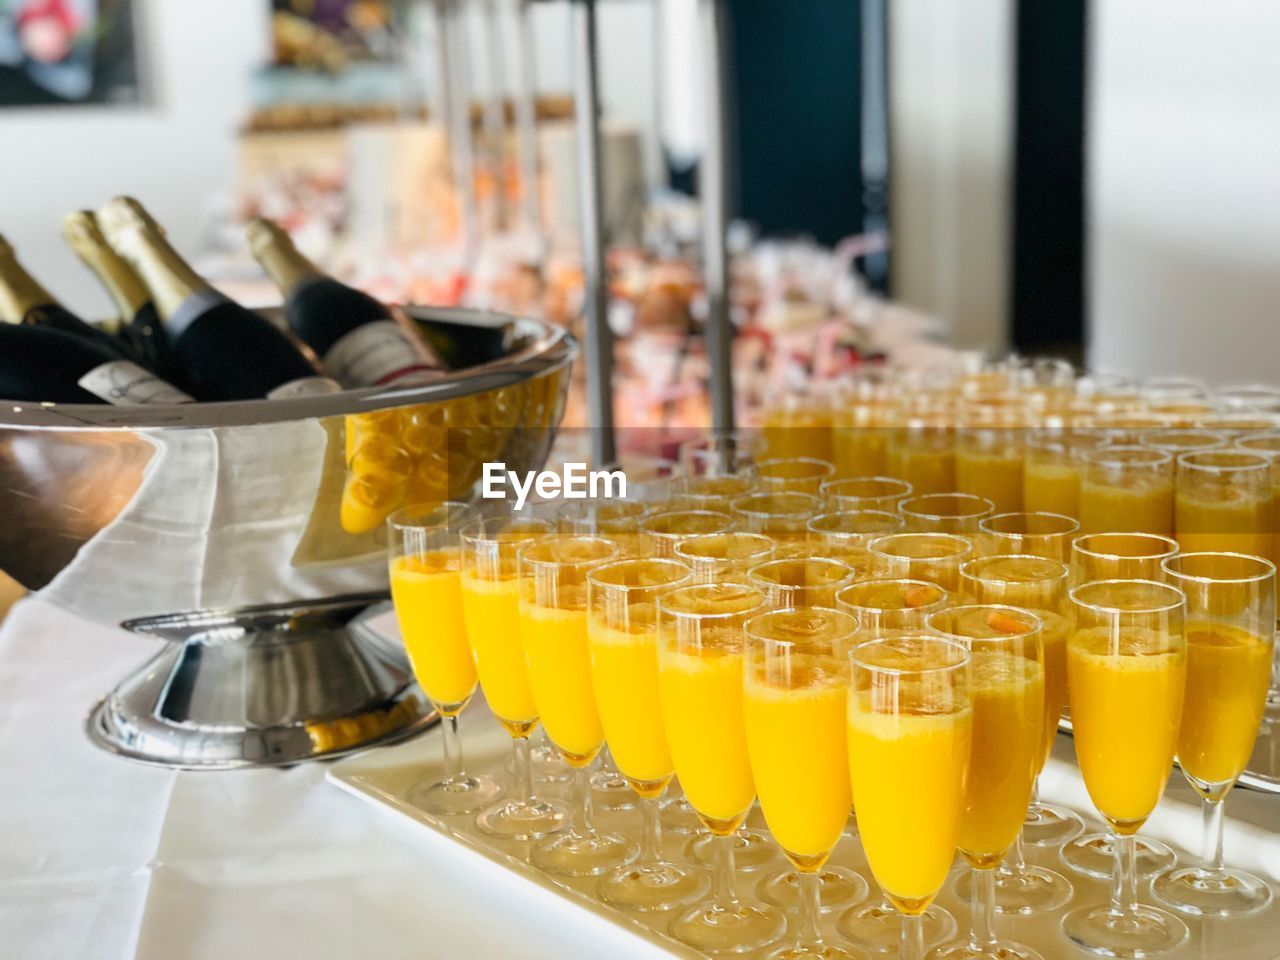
[0,597,665,960]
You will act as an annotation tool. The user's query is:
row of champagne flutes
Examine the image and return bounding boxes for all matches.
[384,462,1276,960]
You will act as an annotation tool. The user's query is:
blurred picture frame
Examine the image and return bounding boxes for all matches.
[0,0,142,107]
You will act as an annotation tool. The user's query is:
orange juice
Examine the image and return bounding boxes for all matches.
[956,650,1045,865]
[1175,488,1272,557]
[460,572,538,735]
[1178,622,1272,788]
[657,585,763,827]
[520,600,605,765]
[678,474,757,513]
[390,552,477,711]
[832,408,891,478]
[1067,626,1186,830]
[868,533,972,592]
[956,446,1024,514]
[1080,448,1174,535]
[1023,458,1083,517]
[763,402,833,462]
[744,654,851,866]
[887,419,955,495]
[848,680,972,912]
[674,532,775,583]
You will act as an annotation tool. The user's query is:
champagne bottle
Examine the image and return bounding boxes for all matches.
[97,198,338,401]
[0,323,193,405]
[0,234,135,361]
[245,217,440,387]
[62,211,188,390]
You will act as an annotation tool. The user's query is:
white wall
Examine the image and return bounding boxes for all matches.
[889,0,1014,353]
[1088,1,1280,384]
[0,0,270,319]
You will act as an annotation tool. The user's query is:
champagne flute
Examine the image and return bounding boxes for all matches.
[659,583,787,952]
[748,556,857,609]
[1079,446,1174,536]
[586,557,708,910]
[387,502,502,815]
[744,607,868,960]
[518,535,638,876]
[757,456,837,496]
[1061,579,1189,957]
[1174,451,1272,557]
[1064,533,1180,881]
[675,531,776,584]
[867,533,973,593]
[836,584,958,954]
[460,516,568,839]
[640,508,736,558]
[821,476,913,513]
[899,493,995,535]
[808,510,904,573]
[846,637,972,960]
[731,491,824,558]
[958,555,1077,909]
[925,606,1046,960]
[1153,552,1275,917]
[977,512,1079,563]
[678,473,759,513]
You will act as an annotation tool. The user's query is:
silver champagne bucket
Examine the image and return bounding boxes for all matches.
[0,307,576,768]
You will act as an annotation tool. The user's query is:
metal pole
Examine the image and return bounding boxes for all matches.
[570,0,615,465]
[700,0,734,436]
[481,0,510,230]
[442,0,480,268]
[512,0,546,259]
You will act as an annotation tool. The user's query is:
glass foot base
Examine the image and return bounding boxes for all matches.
[1062,902,1188,958]
[837,901,956,955]
[669,899,787,955]
[762,938,866,960]
[688,829,779,871]
[1061,833,1176,881]
[530,737,573,783]
[531,828,638,878]
[475,795,568,841]
[660,795,705,835]
[1152,865,1274,918]
[927,939,1043,960]
[591,768,636,811]
[759,866,868,912]
[407,773,503,817]
[953,863,1072,915]
[598,859,710,912]
[1022,802,1084,847]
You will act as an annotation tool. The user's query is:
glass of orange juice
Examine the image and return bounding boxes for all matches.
[460,516,568,839]
[640,509,736,558]
[821,476,913,513]
[886,413,957,496]
[808,510,904,573]
[675,532,776,584]
[1070,531,1179,584]
[1153,552,1275,918]
[557,499,650,559]
[1138,428,1227,458]
[1061,579,1189,957]
[387,502,501,816]
[1023,429,1105,518]
[835,595,957,954]
[744,608,866,960]
[517,535,638,876]
[1198,412,1280,437]
[585,557,708,910]
[1079,446,1174,535]
[956,556,1076,914]
[831,376,894,478]
[977,512,1079,563]
[900,493,995,535]
[846,637,972,960]
[762,395,834,463]
[924,606,1045,960]
[867,532,973,593]
[747,556,857,609]
[658,583,786,952]
[731,491,824,558]
[955,398,1028,514]
[677,473,759,513]
[757,457,837,496]
[1174,451,1272,557]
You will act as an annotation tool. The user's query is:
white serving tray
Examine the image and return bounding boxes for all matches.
[328,704,1280,959]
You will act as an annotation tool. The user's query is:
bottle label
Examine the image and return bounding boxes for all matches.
[323,320,434,387]
[78,361,195,405]
[267,376,344,400]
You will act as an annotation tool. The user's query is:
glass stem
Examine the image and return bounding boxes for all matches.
[1010,830,1028,871]
[440,712,465,783]
[513,735,533,805]
[571,765,596,836]
[1110,831,1139,914]
[901,912,925,960]
[796,869,823,945]
[713,832,740,907]
[1029,775,1042,816]
[971,865,997,948]
[640,795,663,865]
[1201,796,1226,875]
